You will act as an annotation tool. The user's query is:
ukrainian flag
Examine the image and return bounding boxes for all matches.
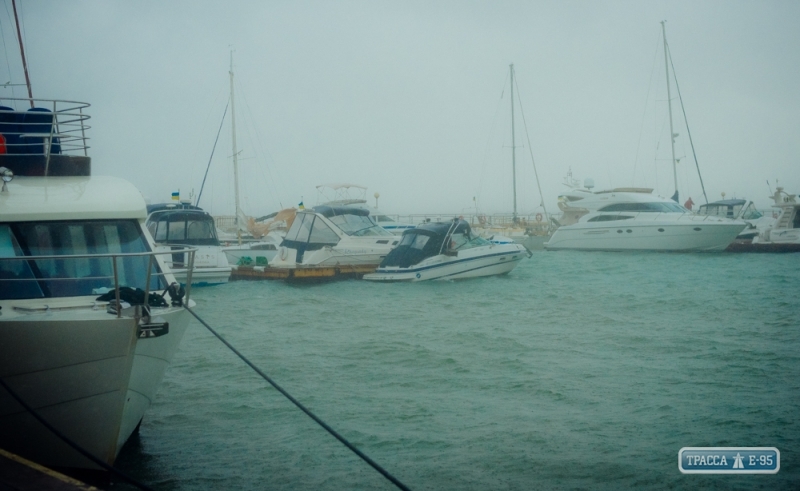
[298,201,304,210]
[171,191,180,201]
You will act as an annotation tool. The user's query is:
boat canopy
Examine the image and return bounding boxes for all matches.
[313,205,370,218]
[379,219,480,268]
[146,209,220,246]
[696,199,763,220]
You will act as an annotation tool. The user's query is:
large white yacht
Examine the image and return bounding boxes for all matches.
[146,201,232,286]
[0,98,192,469]
[545,187,747,251]
[270,205,399,268]
[363,219,529,282]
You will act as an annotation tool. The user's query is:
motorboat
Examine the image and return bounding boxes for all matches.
[363,219,529,282]
[315,183,416,235]
[0,97,192,469]
[544,189,747,251]
[146,201,232,285]
[270,205,399,268]
[695,198,774,241]
[723,185,800,252]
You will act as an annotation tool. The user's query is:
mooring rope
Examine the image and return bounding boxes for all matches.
[0,377,155,491]
[185,305,412,491]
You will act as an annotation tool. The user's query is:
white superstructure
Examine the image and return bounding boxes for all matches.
[0,98,191,469]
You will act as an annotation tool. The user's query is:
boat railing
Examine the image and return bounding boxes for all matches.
[0,246,196,314]
[0,97,91,156]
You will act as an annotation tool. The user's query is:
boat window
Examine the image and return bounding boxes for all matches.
[411,234,430,250]
[329,214,393,237]
[6,220,164,299]
[308,218,340,245]
[598,202,687,213]
[374,215,394,222]
[148,212,219,245]
[0,225,42,299]
[284,213,314,243]
[587,215,635,222]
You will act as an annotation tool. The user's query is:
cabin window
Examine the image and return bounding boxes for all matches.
[284,213,314,243]
[587,215,634,222]
[598,202,687,213]
[2,219,164,299]
[411,235,430,250]
[308,219,340,245]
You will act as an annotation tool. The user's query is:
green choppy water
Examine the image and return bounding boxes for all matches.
[115,251,800,490]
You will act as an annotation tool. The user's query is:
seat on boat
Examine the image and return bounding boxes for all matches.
[21,107,61,155]
[0,105,22,154]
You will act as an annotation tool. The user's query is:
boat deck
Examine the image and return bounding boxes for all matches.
[0,448,100,490]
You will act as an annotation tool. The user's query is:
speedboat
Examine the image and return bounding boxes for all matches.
[0,98,191,469]
[146,201,232,285]
[544,188,747,251]
[695,198,774,241]
[363,219,529,282]
[270,205,399,268]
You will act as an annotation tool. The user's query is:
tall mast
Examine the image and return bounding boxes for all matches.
[11,0,34,107]
[229,51,241,228]
[661,21,679,202]
[510,63,517,220]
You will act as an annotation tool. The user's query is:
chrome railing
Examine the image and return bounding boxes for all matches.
[0,97,91,156]
[0,247,195,316]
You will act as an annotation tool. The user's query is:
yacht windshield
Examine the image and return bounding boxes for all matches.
[741,203,763,220]
[598,202,688,213]
[329,214,393,237]
[147,211,220,246]
[0,220,165,299]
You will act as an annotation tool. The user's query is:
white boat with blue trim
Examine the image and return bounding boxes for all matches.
[363,219,529,282]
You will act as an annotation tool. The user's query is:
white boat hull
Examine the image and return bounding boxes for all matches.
[0,311,138,469]
[117,305,190,453]
[545,220,746,251]
[158,245,232,286]
[364,244,527,282]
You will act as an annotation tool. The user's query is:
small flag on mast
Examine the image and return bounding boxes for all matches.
[298,201,304,210]
[171,191,180,201]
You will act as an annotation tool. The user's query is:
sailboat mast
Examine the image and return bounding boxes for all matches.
[11,0,34,107]
[510,63,517,220]
[230,51,241,227]
[661,21,679,202]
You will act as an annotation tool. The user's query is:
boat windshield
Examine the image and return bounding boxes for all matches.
[0,220,164,299]
[741,202,763,220]
[329,214,393,237]
[597,202,688,213]
[147,211,220,246]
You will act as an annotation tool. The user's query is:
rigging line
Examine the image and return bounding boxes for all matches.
[633,31,663,188]
[667,45,708,205]
[0,377,156,491]
[1,5,18,97]
[476,70,510,209]
[196,101,229,208]
[10,0,31,105]
[184,306,413,491]
[237,77,285,211]
[511,73,550,222]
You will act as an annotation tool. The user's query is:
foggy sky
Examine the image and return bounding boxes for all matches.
[2,0,798,217]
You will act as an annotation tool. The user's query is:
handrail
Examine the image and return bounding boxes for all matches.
[0,246,196,305]
[0,97,91,157]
